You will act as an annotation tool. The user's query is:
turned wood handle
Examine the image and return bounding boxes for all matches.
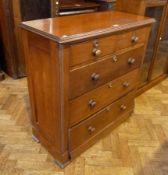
[88,126,96,134]
[120,104,127,111]
[108,82,113,88]
[131,36,139,43]
[93,48,102,57]
[88,99,97,108]
[123,81,129,88]
[128,58,136,65]
[91,73,100,81]
[112,55,118,62]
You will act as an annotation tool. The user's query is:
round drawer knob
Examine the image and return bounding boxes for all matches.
[120,104,127,111]
[88,99,97,108]
[131,36,139,43]
[112,55,118,62]
[128,58,136,65]
[93,40,99,47]
[91,73,100,81]
[123,81,129,88]
[93,48,102,57]
[88,126,96,135]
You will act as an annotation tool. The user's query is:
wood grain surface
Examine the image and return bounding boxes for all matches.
[0,76,168,174]
[20,11,155,43]
[69,69,138,126]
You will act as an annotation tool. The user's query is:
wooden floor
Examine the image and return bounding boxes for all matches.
[0,77,168,175]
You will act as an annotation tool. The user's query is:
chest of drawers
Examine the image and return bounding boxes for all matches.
[21,11,154,168]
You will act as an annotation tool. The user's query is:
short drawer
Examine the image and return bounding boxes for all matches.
[69,92,134,152]
[70,27,150,67]
[69,69,138,126]
[70,46,143,99]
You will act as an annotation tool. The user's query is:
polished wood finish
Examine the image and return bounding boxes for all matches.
[0,0,20,78]
[51,0,99,16]
[12,0,26,78]
[69,92,135,156]
[21,11,153,167]
[0,0,53,78]
[1,0,98,78]
[69,69,138,126]
[60,0,98,9]
[116,0,168,95]
[21,11,153,43]
[70,46,144,99]
[70,27,149,67]
[22,32,70,165]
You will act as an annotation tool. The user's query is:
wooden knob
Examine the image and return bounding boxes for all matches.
[88,100,96,108]
[128,58,136,65]
[91,73,100,81]
[123,81,129,88]
[88,126,96,134]
[93,40,99,47]
[120,105,127,111]
[93,48,101,57]
[131,36,139,43]
[108,82,113,88]
[112,55,118,62]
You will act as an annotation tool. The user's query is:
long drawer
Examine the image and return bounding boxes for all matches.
[70,46,143,99]
[69,69,139,126]
[69,27,150,67]
[69,92,135,152]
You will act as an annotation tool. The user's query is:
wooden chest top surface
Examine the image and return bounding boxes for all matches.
[21,11,154,43]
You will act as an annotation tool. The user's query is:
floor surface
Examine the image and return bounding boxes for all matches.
[0,77,168,175]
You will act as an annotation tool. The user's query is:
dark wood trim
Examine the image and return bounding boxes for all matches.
[0,71,5,81]
[136,74,168,96]
[20,11,155,44]
[146,1,167,7]
[138,1,168,94]
[147,3,168,81]
[0,0,19,78]
[116,0,168,94]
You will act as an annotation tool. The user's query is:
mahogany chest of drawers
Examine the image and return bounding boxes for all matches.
[21,11,154,168]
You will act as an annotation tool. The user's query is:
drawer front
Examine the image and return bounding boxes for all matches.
[70,69,138,126]
[70,46,143,99]
[70,27,149,67]
[69,92,135,151]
